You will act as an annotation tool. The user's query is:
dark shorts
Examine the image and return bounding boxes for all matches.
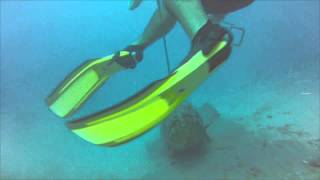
[201,0,254,15]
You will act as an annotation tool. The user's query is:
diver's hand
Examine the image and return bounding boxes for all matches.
[129,0,143,10]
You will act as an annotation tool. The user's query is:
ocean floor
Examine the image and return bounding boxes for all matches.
[1,76,319,180]
[142,78,320,179]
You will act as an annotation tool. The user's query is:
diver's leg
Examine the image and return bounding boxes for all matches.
[208,14,225,24]
[116,0,227,69]
[163,0,231,59]
[164,0,209,39]
[132,5,176,48]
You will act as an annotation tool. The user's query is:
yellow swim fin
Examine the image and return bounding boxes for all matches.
[67,31,233,146]
[46,51,129,118]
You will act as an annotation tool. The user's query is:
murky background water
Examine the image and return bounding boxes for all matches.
[1,1,319,179]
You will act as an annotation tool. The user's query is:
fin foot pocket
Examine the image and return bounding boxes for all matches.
[113,45,144,69]
[192,21,232,55]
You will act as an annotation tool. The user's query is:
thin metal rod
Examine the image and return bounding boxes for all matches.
[156,0,171,74]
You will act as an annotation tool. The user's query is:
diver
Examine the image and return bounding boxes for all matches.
[112,0,254,69]
[46,0,254,145]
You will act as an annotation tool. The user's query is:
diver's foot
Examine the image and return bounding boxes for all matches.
[112,45,144,69]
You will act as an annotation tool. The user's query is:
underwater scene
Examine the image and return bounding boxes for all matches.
[1,0,319,179]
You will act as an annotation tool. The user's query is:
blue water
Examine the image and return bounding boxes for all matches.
[1,1,319,179]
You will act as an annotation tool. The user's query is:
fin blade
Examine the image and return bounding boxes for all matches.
[67,39,231,146]
[46,57,112,118]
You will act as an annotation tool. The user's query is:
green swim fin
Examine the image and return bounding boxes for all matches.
[67,24,233,146]
[46,51,129,118]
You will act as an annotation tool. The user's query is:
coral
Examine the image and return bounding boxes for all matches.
[160,103,213,157]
